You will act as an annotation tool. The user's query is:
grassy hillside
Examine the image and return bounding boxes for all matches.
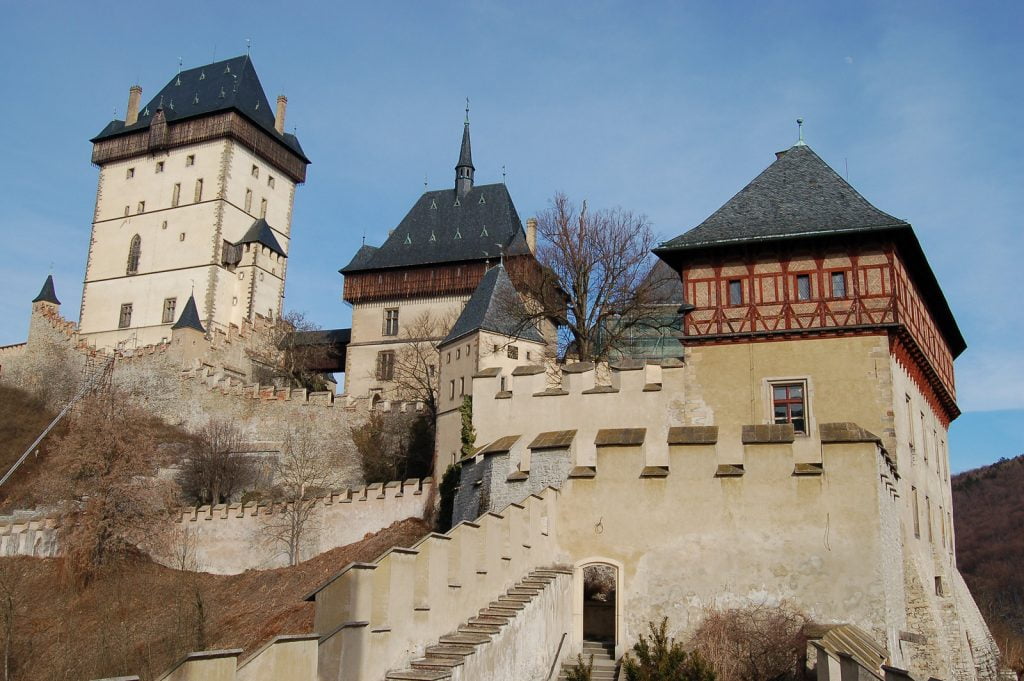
[0,384,60,506]
[1,517,429,681]
[952,454,1024,652]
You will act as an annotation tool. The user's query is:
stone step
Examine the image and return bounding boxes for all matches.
[497,594,532,603]
[468,615,507,627]
[411,657,463,670]
[491,599,525,610]
[519,579,549,588]
[438,632,491,646]
[507,587,541,596]
[385,669,451,681]
[424,643,476,660]
[459,623,502,635]
[478,608,515,619]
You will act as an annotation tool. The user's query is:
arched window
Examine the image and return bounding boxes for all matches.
[126,234,141,275]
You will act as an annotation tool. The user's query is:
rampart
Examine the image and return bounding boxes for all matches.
[169,478,433,574]
[0,512,58,558]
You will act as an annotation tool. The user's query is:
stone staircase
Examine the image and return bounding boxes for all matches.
[557,640,618,680]
[385,566,572,681]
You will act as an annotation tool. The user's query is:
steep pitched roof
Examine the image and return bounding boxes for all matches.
[645,260,685,305]
[457,122,474,170]
[171,294,205,333]
[32,275,60,304]
[91,55,307,162]
[657,144,907,252]
[340,244,379,272]
[237,218,286,257]
[443,265,544,345]
[339,183,530,273]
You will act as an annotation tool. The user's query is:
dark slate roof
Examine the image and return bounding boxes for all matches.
[443,265,544,345]
[645,260,684,305]
[171,294,205,332]
[457,122,474,170]
[237,218,286,257]
[657,144,907,252]
[32,275,60,304]
[91,55,307,162]
[656,142,965,357]
[340,244,379,271]
[339,183,530,273]
[286,328,351,347]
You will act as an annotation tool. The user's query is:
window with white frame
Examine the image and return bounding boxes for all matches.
[770,381,807,434]
[383,308,399,336]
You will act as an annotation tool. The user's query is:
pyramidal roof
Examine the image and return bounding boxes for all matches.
[237,218,286,257]
[443,265,544,346]
[340,183,530,273]
[91,55,307,161]
[171,294,205,333]
[658,143,908,252]
[32,275,60,304]
[457,121,474,170]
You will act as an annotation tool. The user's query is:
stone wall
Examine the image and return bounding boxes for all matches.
[0,512,58,558]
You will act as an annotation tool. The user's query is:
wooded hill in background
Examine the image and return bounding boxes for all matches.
[952,454,1024,647]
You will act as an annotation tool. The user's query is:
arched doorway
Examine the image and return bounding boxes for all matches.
[582,563,617,644]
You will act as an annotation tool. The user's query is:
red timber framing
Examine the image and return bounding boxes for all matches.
[678,240,959,423]
[91,111,308,183]
[342,255,538,305]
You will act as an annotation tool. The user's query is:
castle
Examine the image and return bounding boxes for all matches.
[0,57,1007,681]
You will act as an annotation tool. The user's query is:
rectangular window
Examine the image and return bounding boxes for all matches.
[507,345,519,360]
[137,201,145,214]
[934,576,944,597]
[251,164,259,178]
[926,496,933,543]
[728,279,743,305]
[459,377,465,396]
[456,348,461,360]
[921,412,928,461]
[268,175,275,188]
[905,394,915,452]
[796,274,811,301]
[186,154,195,166]
[155,161,164,173]
[260,198,267,218]
[831,271,847,298]
[446,352,451,364]
[375,351,395,381]
[126,167,135,179]
[162,297,177,324]
[244,189,253,213]
[194,178,204,202]
[383,308,399,336]
[172,183,181,207]
[912,486,920,538]
[771,382,806,434]
[118,303,133,329]
[449,380,455,400]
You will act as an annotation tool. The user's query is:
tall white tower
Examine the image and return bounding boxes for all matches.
[80,55,309,349]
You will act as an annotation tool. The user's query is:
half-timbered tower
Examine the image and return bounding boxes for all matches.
[81,56,309,349]
[339,117,538,399]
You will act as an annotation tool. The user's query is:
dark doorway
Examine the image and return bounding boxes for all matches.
[582,564,617,643]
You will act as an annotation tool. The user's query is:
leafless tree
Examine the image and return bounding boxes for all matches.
[350,409,433,484]
[0,561,25,681]
[689,602,807,681]
[253,310,333,391]
[263,425,345,566]
[380,310,456,422]
[520,192,677,361]
[177,419,256,505]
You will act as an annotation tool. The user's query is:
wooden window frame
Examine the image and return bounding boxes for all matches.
[118,303,133,329]
[727,279,743,306]
[768,379,808,434]
[375,350,395,381]
[795,273,812,301]
[383,308,399,336]
[162,297,177,324]
[829,270,848,299]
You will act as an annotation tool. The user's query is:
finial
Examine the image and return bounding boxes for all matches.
[502,165,506,184]
[795,118,806,146]
[190,279,195,295]
[497,244,505,268]
[245,38,251,56]
[424,173,428,190]
[177,57,182,74]
[465,97,470,125]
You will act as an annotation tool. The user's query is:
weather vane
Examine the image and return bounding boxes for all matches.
[465,97,470,124]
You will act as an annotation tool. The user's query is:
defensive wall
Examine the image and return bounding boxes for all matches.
[167,477,433,574]
[0,512,58,559]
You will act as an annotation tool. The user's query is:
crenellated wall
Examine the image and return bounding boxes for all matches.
[0,513,58,558]
[167,478,433,574]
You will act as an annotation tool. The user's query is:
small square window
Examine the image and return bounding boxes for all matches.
[831,271,847,298]
[728,279,743,305]
[459,377,465,396]
[493,344,499,353]
[161,221,168,230]
[446,352,451,364]
[771,382,806,434]
[172,183,181,207]
[186,154,195,166]
[507,345,519,360]
[449,380,455,399]
[179,232,186,241]
[155,161,164,173]
[796,274,811,301]
[267,175,275,188]
[251,165,259,178]
[194,178,204,202]
[123,205,130,216]
[456,348,461,360]
[162,297,177,324]
[260,198,267,218]
[118,303,133,328]
[244,189,253,213]
[137,201,145,214]
[126,167,135,179]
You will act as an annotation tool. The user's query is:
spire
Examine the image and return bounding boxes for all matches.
[171,294,206,333]
[32,275,60,305]
[455,98,475,196]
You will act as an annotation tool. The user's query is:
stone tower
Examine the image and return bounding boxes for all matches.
[80,55,310,350]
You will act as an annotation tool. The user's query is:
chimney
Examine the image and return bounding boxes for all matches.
[526,217,538,254]
[275,95,288,134]
[126,85,143,126]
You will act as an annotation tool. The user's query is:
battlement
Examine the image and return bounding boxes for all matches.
[178,365,352,409]
[168,478,434,574]
[0,512,59,558]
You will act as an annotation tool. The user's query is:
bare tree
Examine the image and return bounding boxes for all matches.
[263,425,345,566]
[0,561,24,681]
[522,192,677,361]
[252,310,333,391]
[383,310,455,421]
[351,410,433,484]
[177,419,256,505]
[689,602,807,681]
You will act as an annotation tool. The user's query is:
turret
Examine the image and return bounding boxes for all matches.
[455,103,474,196]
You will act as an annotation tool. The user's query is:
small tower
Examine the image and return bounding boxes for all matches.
[455,103,475,196]
[32,275,61,310]
[170,293,207,364]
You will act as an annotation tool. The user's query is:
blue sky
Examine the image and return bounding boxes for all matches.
[0,1,1020,472]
